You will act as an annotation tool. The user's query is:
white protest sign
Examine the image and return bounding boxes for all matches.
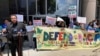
[77,16,86,24]
[33,19,42,26]
[16,14,24,22]
[25,25,34,32]
[57,17,64,22]
[46,16,56,25]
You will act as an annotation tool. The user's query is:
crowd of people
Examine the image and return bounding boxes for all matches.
[0,15,99,56]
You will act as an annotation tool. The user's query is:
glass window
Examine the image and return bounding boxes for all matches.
[96,0,100,19]
[9,0,27,15]
[37,0,46,14]
[28,0,36,15]
[55,0,77,16]
[47,0,56,14]
[9,0,18,14]
[17,0,27,15]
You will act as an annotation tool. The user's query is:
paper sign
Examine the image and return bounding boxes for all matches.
[25,25,34,32]
[46,16,56,25]
[33,20,42,26]
[77,17,86,24]
[57,17,64,22]
[16,14,24,22]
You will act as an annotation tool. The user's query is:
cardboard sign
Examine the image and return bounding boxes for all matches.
[77,16,86,24]
[33,20,42,26]
[46,16,56,25]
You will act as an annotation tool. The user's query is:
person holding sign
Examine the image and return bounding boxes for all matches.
[26,21,34,48]
[3,14,26,56]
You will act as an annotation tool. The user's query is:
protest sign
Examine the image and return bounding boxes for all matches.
[68,5,77,19]
[46,16,56,25]
[77,16,86,24]
[25,25,34,32]
[57,17,64,22]
[35,26,100,50]
[16,14,24,22]
[33,19,42,26]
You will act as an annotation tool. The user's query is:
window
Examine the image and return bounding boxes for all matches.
[37,0,46,14]
[28,0,36,15]
[96,0,100,19]
[47,0,56,14]
[17,0,27,15]
[9,0,27,15]
[55,0,77,16]
[9,0,18,14]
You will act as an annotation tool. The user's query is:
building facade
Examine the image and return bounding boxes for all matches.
[0,0,99,24]
[79,0,97,23]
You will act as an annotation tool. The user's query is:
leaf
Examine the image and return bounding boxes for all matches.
[37,28,43,34]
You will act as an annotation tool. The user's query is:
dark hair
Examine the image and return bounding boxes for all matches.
[88,22,94,27]
[96,19,100,25]
[28,21,33,25]
[10,14,17,18]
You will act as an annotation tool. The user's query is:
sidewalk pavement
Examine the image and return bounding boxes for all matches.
[2,41,100,56]
[3,47,100,56]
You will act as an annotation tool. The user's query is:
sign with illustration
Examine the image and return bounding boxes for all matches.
[35,27,100,50]
[68,5,77,19]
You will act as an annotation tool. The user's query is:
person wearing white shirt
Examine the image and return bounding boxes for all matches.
[27,21,34,48]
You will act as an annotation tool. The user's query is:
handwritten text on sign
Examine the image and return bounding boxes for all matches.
[33,20,42,26]
[35,27,100,50]
[46,16,56,25]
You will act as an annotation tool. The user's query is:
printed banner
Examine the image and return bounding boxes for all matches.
[35,27,100,50]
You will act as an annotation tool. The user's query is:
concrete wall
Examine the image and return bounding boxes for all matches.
[82,0,96,23]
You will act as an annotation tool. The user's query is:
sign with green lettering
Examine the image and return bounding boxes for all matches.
[35,27,99,50]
